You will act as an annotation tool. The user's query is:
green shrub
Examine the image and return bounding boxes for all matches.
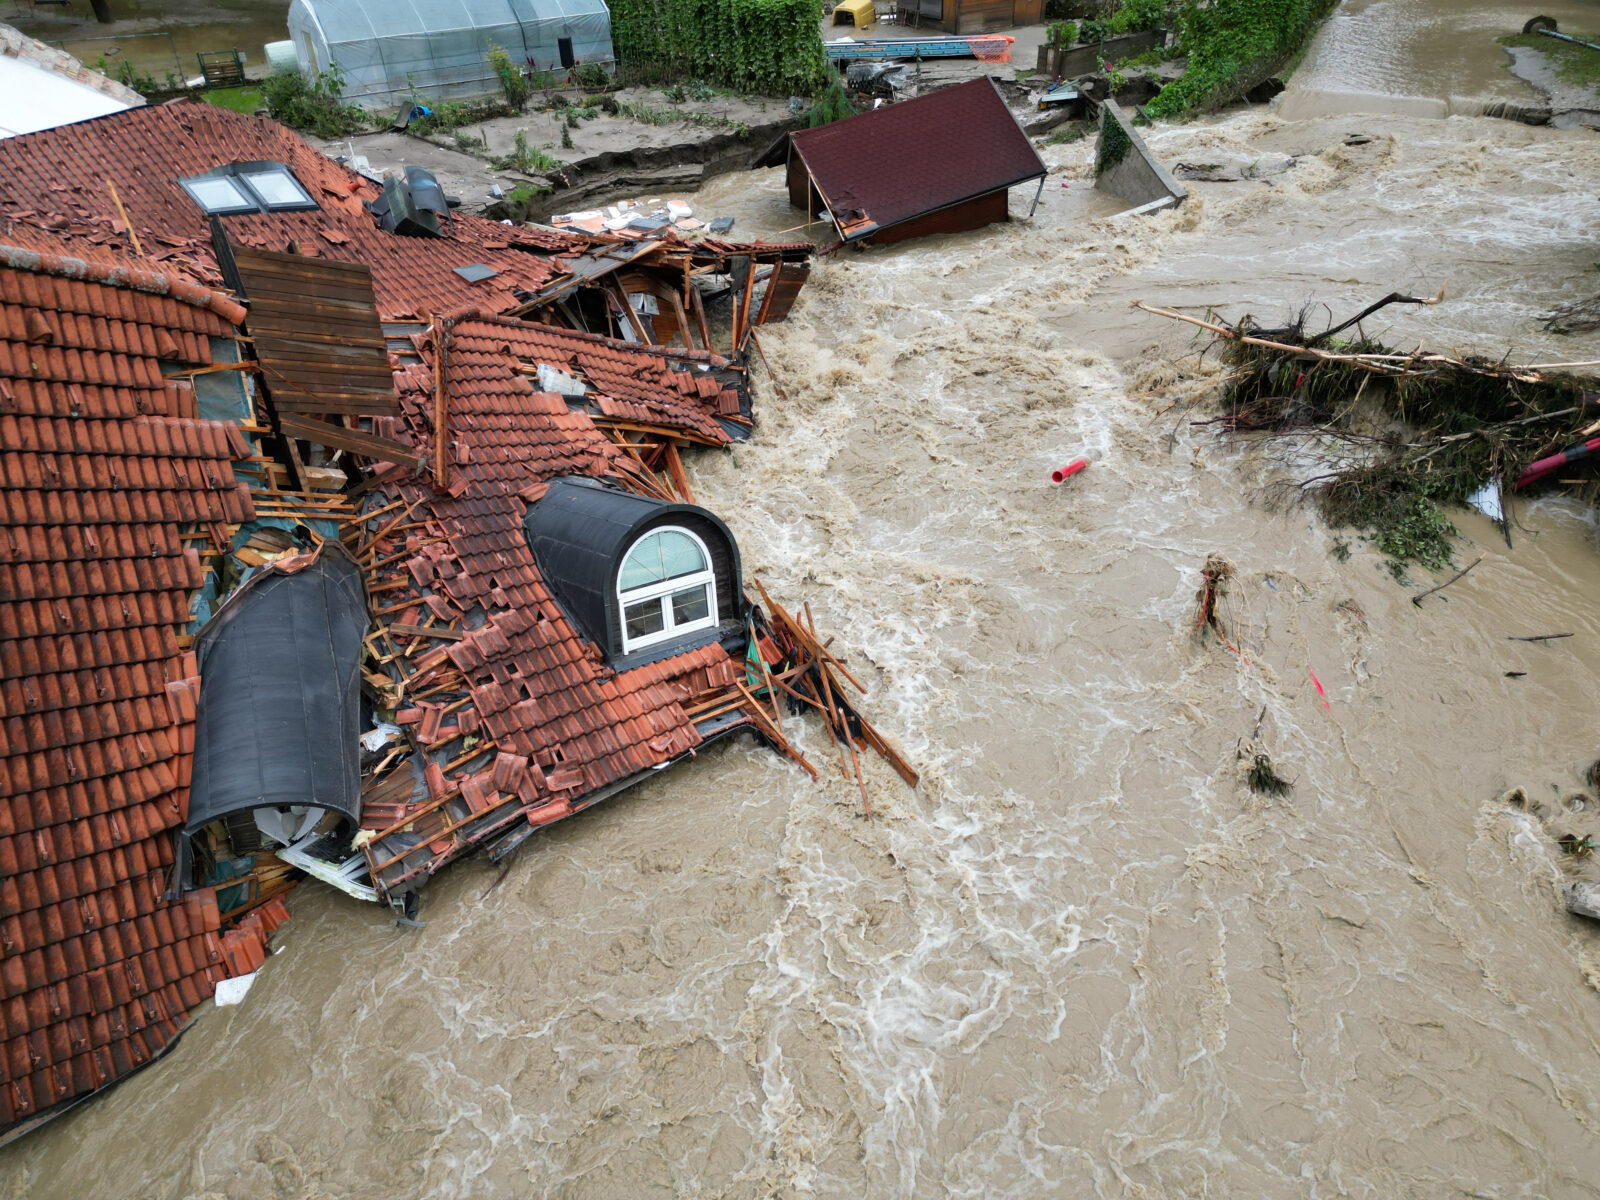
[260,65,369,137]
[806,80,854,126]
[488,42,531,110]
[1047,20,1078,47]
[500,129,566,175]
[609,0,828,95]
[618,99,673,124]
[1107,0,1165,34]
[1146,0,1338,116]
[1078,18,1109,42]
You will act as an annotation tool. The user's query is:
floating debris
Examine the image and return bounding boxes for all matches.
[1136,294,1600,575]
[1246,752,1294,796]
[1194,553,1236,645]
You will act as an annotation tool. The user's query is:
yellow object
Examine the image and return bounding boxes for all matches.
[830,0,876,30]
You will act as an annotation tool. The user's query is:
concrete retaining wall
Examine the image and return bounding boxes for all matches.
[1092,98,1186,210]
[1038,29,1166,79]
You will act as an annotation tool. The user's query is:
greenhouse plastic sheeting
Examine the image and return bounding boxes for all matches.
[287,0,613,108]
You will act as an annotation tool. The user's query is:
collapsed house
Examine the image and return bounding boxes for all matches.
[0,100,911,1142]
[752,77,1047,247]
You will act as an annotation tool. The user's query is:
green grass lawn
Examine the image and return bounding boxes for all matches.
[1501,31,1600,94]
[202,86,264,115]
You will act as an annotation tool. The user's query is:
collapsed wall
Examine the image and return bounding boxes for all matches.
[1093,98,1187,211]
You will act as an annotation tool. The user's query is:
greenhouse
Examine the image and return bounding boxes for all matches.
[286,0,614,109]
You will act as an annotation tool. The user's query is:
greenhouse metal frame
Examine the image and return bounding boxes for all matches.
[287,0,613,108]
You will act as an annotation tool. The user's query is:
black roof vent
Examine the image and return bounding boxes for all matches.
[371,166,452,238]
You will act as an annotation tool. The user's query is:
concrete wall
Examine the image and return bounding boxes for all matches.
[1039,29,1166,79]
[1092,98,1186,210]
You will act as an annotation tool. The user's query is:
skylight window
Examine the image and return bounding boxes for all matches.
[181,175,257,215]
[179,162,320,216]
[239,167,315,209]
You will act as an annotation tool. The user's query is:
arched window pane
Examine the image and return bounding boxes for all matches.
[619,530,707,591]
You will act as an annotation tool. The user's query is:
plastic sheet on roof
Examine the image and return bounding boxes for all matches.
[286,0,614,108]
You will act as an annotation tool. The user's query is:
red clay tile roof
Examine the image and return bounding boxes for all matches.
[444,314,739,445]
[0,239,271,1135]
[786,77,1046,236]
[356,323,752,896]
[0,101,578,319]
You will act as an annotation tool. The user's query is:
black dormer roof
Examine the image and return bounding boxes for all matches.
[522,477,743,664]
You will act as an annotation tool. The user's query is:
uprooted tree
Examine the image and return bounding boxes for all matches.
[1138,295,1600,577]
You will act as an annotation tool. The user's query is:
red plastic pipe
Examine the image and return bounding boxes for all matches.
[1051,458,1089,483]
[1515,435,1600,489]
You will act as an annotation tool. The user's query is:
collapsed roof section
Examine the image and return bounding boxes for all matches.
[0,101,812,342]
[754,77,1047,246]
[347,317,791,900]
[0,101,916,1142]
[0,238,280,1137]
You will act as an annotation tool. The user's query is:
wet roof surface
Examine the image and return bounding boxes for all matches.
[0,239,276,1131]
[786,77,1046,235]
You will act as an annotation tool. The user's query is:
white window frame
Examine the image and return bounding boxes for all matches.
[617,526,719,655]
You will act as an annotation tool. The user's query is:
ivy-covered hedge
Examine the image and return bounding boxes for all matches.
[1146,0,1338,116]
[610,0,829,95]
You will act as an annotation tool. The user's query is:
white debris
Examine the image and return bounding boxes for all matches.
[214,972,257,1007]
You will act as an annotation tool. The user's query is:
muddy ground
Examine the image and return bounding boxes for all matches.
[310,27,1050,218]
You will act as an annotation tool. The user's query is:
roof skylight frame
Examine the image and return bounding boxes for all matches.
[178,161,321,216]
[179,174,259,216]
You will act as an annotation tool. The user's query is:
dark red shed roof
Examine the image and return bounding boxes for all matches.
[781,78,1045,241]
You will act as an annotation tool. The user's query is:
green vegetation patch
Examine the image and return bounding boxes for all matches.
[1500,31,1600,94]
[202,86,263,115]
[609,0,829,95]
[1095,106,1131,173]
[1146,0,1340,117]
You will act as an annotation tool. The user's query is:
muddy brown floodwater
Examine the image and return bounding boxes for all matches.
[8,0,290,81]
[8,3,1600,1198]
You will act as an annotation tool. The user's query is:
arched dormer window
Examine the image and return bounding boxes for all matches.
[522,477,743,666]
[617,527,718,654]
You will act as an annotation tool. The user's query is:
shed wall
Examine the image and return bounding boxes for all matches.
[863,188,1009,245]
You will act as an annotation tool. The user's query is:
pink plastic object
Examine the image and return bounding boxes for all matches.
[1051,459,1089,483]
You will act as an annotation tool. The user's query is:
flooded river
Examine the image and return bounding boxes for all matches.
[7,3,1600,1197]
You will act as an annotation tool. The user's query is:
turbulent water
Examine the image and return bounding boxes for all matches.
[9,5,1600,1198]
[1276,0,1600,119]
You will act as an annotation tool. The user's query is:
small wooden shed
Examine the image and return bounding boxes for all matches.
[897,0,1040,33]
[752,78,1047,247]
